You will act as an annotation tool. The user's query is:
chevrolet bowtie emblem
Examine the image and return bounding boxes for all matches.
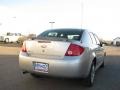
[42,50,45,53]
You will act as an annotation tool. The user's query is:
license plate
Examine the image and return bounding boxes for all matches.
[33,62,48,73]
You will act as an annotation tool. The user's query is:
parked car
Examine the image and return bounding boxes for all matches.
[3,33,22,43]
[0,32,22,43]
[19,28,106,86]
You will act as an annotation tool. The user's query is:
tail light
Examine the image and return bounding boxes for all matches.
[65,44,84,56]
[21,42,27,52]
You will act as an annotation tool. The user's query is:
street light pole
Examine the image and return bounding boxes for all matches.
[49,22,55,29]
[81,0,84,29]
[0,22,2,26]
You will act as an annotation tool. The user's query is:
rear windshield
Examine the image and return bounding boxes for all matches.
[37,29,83,41]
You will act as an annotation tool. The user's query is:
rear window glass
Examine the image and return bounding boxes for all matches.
[37,29,83,41]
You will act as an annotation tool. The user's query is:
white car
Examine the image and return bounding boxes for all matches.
[19,28,106,86]
[3,33,22,43]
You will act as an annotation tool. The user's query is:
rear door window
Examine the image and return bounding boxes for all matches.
[89,33,97,44]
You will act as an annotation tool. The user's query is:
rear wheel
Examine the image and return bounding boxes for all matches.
[5,38,9,43]
[30,73,40,78]
[101,52,106,68]
[85,63,95,87]
[100,60,104,68]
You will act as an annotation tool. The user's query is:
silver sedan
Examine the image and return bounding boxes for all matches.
[19,28,106,86]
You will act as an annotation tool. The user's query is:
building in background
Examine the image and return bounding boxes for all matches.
[113,37,120,46]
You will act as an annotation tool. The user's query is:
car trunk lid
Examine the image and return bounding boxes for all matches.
[25,40,71,59]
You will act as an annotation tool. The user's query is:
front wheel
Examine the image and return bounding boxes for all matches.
[85,63,95,87]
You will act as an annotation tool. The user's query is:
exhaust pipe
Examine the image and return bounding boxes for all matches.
[22,71,28,74]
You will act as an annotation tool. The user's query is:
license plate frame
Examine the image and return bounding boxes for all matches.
[33,62,49,73]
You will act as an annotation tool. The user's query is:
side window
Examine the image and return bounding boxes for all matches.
[87,33,93,44]
[94,35,100,45]
[81,31,93,44]
[89,33,97,44]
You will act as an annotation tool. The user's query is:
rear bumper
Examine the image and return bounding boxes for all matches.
[19,53,90,78]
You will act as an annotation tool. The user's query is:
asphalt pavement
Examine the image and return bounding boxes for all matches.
[0,47,120,90]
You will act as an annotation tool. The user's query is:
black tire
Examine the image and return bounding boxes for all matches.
[5,38,9,43]
[30,73,40,78]
[85,63,95,87]
[100,60,104,68]
[101,52,106,68]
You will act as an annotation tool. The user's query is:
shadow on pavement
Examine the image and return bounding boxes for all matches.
[0,55,120,90]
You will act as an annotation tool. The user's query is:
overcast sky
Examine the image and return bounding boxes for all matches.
[0,0,120,40]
